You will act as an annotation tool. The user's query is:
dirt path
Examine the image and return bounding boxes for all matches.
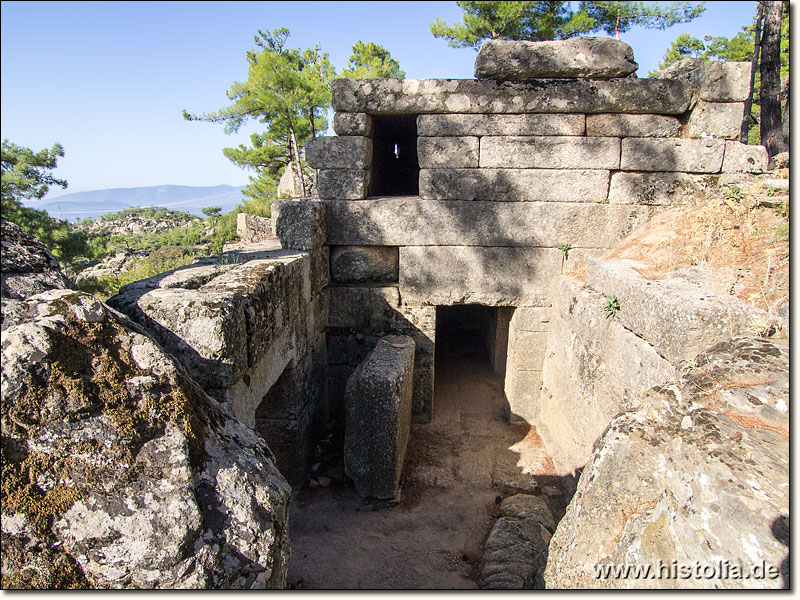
[288,355,568,590]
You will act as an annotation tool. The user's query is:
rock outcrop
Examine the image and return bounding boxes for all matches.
[544,337,789,589]
[1,218,74,330]
[1,289,291,589]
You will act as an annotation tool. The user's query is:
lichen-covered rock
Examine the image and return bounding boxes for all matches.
[1,218,73,330]
[475,38,638,80]
[544,337,789,589]
[1,289,291,589]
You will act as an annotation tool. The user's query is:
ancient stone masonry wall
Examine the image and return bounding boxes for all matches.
[109,239,329,486]
[305,39,767,424]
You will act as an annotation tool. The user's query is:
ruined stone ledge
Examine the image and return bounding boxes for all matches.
[237,213,273,243]
[324,198,654,248]
[608,172,719,205]
[653,58,751,102]
[475,38,638,80]
[480,136,620,169]
[420,168,610,202]
[275,199,326,250]
[585,113,681,137]
[331,78,691,115]
[584,258,756,364]
[417,113,585,136]
[398,246,604,307]
[687,101,745,139]
[620,137,725,173]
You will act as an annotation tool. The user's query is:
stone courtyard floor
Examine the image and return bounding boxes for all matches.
[288,355,569,589]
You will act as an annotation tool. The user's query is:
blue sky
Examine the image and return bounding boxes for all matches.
[1,1,758,197]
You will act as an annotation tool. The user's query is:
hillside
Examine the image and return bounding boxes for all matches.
[24,184,245,221]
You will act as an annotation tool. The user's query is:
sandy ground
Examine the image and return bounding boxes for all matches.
[287,355,569,590]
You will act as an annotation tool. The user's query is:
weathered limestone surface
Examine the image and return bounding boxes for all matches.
[324,198,654,248]
[1,289,290,589]
[537,278,677,475]
[344,335,415,500]
[481,500,554,589]
[545,337,789,589]
[504,307,550,424]
[654,58,751,102]
[1,218,74,330]
[418,113,585,136]
[585,113,681,138]
[332,112,373,136]
[399,246,603,307]
[480,136,620,169]
[316,169,370,200]
[305,136,372,169]
[608,172,719,205]
[687,101,744,139]
[722,140,769,173]
[330,246,398,284]
[332,78,691,115]
[417,136,479,168]
[237,213,273,243]
[420,168,610,202]
[475,38,638,80]
[621,137,725,173]
[585,259,757,364]
[275,199,326,250]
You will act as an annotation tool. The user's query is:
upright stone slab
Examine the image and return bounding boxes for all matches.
[237,213,273,243]
[344,335,415,501]
[275,199,326,250]
[475,37,638,80]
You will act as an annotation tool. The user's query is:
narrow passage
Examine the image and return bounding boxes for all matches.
[288,354,566,589]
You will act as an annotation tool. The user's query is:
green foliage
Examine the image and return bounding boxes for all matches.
[603,295,621,318]
[76,248,199,300]
[724,185,744,202]
[184,28,334,200]
[201,206,221,218]
[1,140,89,264]
[430,1,705,49]
[558,243,573,260]
[340,41,405,78]
[579,1,706,39]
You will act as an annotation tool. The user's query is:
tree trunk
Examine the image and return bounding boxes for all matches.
[740,3,763,143]
[781,76,789,150]
[760,1,787,156]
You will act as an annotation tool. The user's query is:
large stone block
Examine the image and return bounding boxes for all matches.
[475,38,638,80]
[510,307,551,332]
[608,172,719,205]
[330,245,398,284]
[585,113,681,137]
[480,136,620,169]
[417,136,479,168]
[585,259,755,364]
[536,277,677,475]
[508,330,548,372]
[398,246,602,306]
[305,136,372,169]
[324,198,654,248]
[687,101,744,139]
[333,112,373,136]
[109,287,248,389]
[504,369,544,426]
[621,137,725,173]
[332,78,691,115]
[417,113,585,136]
[420,168,609,202]
[237,213,273,242]
[654,58,751,101]
[344,335,415,500]
[722,140,769,173]
[275,199,326,250]
[317,169,370,200]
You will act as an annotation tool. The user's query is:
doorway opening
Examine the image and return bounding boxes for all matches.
[435,305,512,377]
[369,114,419,196]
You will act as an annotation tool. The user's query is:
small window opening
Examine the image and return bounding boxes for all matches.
[369,114,419,196]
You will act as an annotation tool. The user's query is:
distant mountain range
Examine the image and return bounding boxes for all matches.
[24,185,246,221]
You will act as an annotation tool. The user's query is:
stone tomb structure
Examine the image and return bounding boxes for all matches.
[112,39,767,487]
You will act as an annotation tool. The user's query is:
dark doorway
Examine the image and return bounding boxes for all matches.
[435,305,512,375]
[369,114,419,196]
